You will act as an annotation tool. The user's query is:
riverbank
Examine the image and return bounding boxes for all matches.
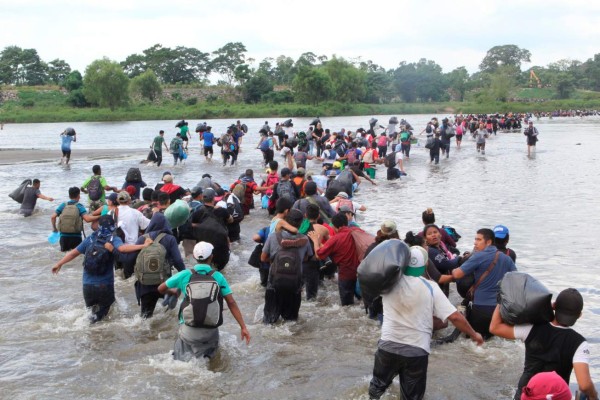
[0,148,147,165]
[2,99,600,123]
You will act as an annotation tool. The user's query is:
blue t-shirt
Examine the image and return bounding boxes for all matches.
[61,135,74,151]
[55,200,88,238]
[165,264,232,324]
[232,131,244,145]
[460,245,517,307]
[203,132,215,147]
[76,233,123,285]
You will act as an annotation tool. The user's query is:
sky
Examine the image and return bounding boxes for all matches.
[2,0,600,75]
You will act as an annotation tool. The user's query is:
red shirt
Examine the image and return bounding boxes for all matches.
[316,226,361,280]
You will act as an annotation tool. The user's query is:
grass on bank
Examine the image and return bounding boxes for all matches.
[2,88,600,123]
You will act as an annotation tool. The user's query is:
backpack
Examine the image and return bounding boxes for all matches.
[377,136,387,147]
[138,204,154,220]
[270,232,303,291]
[335,198,354,213]
[276,180,296,203]
[87,176,102,201]
[400,132,411,143]
[169,138,181,153]
[326,149,337,161]
[425,125,433,134]
[297,132,308,148]
[126,167,142,183]
[232,182,246,202]
[362,149,374,164]
[179,269,224,329]
[334,142,347,157]
[384,151,397,168]
[134,233,169,285]
[346,148,358,164]
[58,204,83,234]
[177,201,203,241]
[227,194,244,223]
[259,137,271,152]
[83,235,114,275]
[425,136,435,149]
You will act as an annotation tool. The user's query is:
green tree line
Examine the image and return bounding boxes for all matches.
[1,43,600,110]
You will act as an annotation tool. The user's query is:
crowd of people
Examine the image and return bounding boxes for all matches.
[17,114,595,400]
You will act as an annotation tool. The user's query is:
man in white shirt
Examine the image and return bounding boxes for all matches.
[369,246,483,400]
[116,191,150,244]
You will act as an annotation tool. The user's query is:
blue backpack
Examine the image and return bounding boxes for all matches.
[259,138,271,152]
[83,235,114,275]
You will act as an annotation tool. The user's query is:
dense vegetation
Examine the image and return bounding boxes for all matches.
[1,43,600,123]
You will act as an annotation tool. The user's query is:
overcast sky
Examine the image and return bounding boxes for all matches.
[2,0,600,75]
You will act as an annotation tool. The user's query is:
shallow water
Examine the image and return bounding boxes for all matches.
[1,115,599,399]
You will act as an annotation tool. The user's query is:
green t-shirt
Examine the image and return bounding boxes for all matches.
[153,135,165,151]
[165,264,232,324]
[81,175,108,202]
[180,125,189,140]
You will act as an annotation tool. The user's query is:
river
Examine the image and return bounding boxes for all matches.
[0,115,599,399]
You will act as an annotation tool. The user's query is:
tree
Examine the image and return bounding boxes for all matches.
[63,70,83,92]
[242,73,273,103]
[47,59,71,85]
[479,45,531,73]
[323,56,366,102]
[0,46,48,85]
[292,66,332,105]
[295,52,318,69]
[130,69,162,101]
[488,65,516,102]
[553,72,575,99]
[121,53,147,78]
[83,58,130,110]
[274,55,295,85]
[413,59,446,101]
[234,64,252,85]
[363,70,393,103]
[211,42,247,85]
[393,62,418,102]
[446,67,469,101]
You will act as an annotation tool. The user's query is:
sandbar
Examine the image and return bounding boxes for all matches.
[0,148,148,165]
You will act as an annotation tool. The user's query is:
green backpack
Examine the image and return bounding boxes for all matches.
[58,204,83,234]
[134,233,169,285]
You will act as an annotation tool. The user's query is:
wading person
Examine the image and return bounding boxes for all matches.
[368,246,483,400]
[81,165,118,212]
[19,179,54,217]
[60,128,76,165]
[51,215,152,324]
[150,130,169,167]
[51,186,99,252]
[524,121,539,156]
[489,288,598,400]
[158,242,250,361]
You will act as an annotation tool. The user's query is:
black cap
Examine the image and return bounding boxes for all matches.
[280,168,291,177]
[555,288,583,326]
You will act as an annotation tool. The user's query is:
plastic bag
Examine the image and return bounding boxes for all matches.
[48,231,60,244]
[358,239,410,301]
[164,199,190,229]
[498,272,554,325]
[350,229,375,262]
[9,179,32,204]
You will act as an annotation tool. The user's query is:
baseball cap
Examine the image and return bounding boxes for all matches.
[493,225,509,239]
[380,220,397,236]
[191,187,203,197]
[339,205,354,215]
[162,171,171,177]
[202,173,212,178]
[408,246,428,270]
[193,241,214,261]
[98,214,115,229]
[107,192,118,204]
[332,161,342,169]
[337,192,349,199]
[554,288,583,327]
[163,174,173,183]
[202,188,216,202]
[296,167,306,176]
[520,371,571,400]
[117,191,131,204]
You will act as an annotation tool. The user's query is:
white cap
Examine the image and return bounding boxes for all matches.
[193,242,214,261]
[408,246,428,269]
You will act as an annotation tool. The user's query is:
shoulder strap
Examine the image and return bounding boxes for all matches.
[468,251,500,298]
[155,232,167,243]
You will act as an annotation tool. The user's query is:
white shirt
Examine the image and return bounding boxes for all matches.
[514,323,590,364]
[117,205,150,244]
[381,276,456,353]
[394,151,404,170]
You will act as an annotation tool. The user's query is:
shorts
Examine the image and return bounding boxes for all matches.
[60,235,83,252]
[182,137,189,142]
[204,146,214,156]
[62,150,71,157]
[456,135,463,142]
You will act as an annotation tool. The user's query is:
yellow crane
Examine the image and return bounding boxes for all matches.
[529,70,542,88]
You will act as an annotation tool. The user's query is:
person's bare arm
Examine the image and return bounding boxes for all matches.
[52,249,81,274]
[82,213,100,223]
[113,237,153,253]
[224,294,250,345]
[38,194,54,202]
[51,213,58,231]
[447,311,484,345]
[489,304,516,339]
[276,219,298,234]
[158,282,179,297]
[573,363,598,400]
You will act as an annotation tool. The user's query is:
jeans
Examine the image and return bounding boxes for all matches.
[338,279,357,306]
[155,150,163,167]
[369,348,428,400]
[303,260,321,300]
[83,283,115,322]
[400,143,411,158]
[429,150,439,164]
[378,145,387,158]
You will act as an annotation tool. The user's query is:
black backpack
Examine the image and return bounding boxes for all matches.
[179,269,224,328]
[384,151,398,168]
[126,167,142,183]
[277,180,296,203]
[87,176,102,201]
[83,235,114,275]
[226,194,244,223]
[270,232,303,291]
